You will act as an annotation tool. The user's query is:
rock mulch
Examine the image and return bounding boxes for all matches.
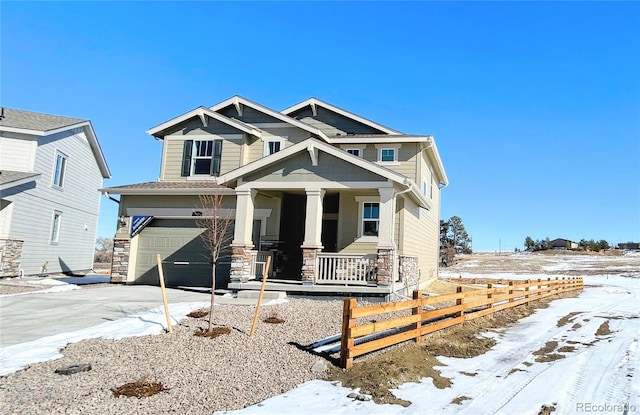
[0,298,344,414]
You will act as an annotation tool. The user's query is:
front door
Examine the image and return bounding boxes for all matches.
[277,193,306,279]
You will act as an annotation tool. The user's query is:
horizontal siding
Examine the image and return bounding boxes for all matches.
[5,129,104,275]
[400,194,439,286]
[0,134,37,171]
[162,135,243,181]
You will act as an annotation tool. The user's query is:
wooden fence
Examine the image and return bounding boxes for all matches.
[340,277,583,369]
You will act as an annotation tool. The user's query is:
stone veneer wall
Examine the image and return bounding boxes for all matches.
[376,248,393,286]
[301,248,321,284]
[399,255,419,285]
[230,246,253,282]
[110,238,130,283]
[0,238,24,277]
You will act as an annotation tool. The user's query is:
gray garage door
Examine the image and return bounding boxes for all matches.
[134,219,231,288]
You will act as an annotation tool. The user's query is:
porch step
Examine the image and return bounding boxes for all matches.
[236,290,287,300]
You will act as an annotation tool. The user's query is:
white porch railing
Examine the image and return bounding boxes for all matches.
[317,253,377,285]
[249,251,273,279]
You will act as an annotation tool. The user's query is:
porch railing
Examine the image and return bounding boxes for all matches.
[249,251,273,279]
[317,253,377,285]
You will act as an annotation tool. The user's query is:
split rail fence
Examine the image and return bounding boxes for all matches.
[340,276,583,369]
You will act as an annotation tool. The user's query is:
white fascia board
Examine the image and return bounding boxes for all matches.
[210,96,329,142]
[282,98,402,135]
[83,122,112,178]
[423,139,448,186]
[0,120,89,137]
[327,135,432,144]
[236,180,392,191]
[147,107,261,138]
[99,186,236,196]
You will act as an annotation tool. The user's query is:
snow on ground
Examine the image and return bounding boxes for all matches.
[222,257,640,415]
[1,254,639,414]
[0,277,81,297]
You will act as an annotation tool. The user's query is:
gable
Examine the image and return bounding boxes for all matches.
[289,106,386,136]
[242,150,387,184]
[163,117,248,137]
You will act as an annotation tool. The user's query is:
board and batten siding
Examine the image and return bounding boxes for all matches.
[4,129,104,275]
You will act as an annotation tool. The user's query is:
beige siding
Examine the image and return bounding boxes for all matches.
[399,195,439,286]
[161,135,244,181]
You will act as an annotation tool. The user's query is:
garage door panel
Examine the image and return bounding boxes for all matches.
[134,219,232,288]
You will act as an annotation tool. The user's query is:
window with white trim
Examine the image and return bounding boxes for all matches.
[346,148,362,157]
[362,202,380,236]
[52,151,67,187]
[50,211,62,243]
[263,137,286,156]
[375,144,401,164]
[181,139,222,176]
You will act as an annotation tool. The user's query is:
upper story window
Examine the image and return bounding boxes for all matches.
[182,139,222,177]
[346,148,363,157]
[50,211,62,243]
[52,151,67,187]
[375,144,401,164]
[263,137,286,156]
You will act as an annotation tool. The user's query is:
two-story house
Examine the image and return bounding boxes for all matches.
[0,108,111,277]
[101,96,447,296]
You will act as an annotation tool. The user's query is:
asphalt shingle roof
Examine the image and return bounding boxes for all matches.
[0,108,86,132]
[0,170,40,186]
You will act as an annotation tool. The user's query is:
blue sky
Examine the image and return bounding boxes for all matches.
[2,1,639,252]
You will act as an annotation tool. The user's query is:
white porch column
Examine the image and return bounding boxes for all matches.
[232,188,256,247]
[301,189,325,249]
[377,187,396,250]
[230,188,256,282]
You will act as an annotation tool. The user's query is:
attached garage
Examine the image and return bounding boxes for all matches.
[133,219,231,288]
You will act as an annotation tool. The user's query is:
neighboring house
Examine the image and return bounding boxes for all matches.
[551,238,579,250]
[617,242,639,251]
[0,108,111,277]
[101,96,447,296]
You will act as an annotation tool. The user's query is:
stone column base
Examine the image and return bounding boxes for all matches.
[301,247,322,284]
[0,238,24,277]
[376,248,393,286]
[230,245,253,282]
[110,238,131,283]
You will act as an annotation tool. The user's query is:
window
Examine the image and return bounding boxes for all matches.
[263,137,286,156]
[181,139,222,176]
[267,141,281,155]
[50,211,62,243]
[362,202,380,236]
[346,148,362,157]
[52,152,67,187]
[375,144,401,164]
[380,149,395,162]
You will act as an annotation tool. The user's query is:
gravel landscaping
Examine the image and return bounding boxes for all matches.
[0,298,344,415]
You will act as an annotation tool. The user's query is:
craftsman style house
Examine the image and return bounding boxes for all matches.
[102,96,447,296]
[0,108,111,277]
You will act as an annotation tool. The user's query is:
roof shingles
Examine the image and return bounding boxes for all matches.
[0,108,85,132]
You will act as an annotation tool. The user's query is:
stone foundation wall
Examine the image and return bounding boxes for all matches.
[0,238,24,277]
[399,255,419,285]
[230,246,252,282]
[110,238,130,283]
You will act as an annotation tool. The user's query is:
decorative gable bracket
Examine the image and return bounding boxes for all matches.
[307,142,318,166]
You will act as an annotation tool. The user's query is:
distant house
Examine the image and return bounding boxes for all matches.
[551,238,578,250]
[0,108,111,277]
[617,242,640,251]
[101,96,448,296]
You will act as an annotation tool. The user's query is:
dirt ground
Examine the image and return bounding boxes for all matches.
[326,251,629,406]
[328,290,578,406]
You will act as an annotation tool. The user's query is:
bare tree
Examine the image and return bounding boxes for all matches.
[196,190,234,332]
[94,237,113,263]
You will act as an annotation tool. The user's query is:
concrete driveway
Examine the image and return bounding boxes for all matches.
[0,275,256,347]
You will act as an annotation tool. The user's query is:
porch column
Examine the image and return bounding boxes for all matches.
[230,188,256,282]
[301,188,325,283]
[377,187,395,286]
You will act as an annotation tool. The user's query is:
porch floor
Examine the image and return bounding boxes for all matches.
[228,278,393,296]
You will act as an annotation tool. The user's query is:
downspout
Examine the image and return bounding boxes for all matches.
[391,180,413,296]
[103,191,120,204]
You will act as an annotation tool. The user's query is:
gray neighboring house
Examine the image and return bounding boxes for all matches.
[0,108,111,277]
